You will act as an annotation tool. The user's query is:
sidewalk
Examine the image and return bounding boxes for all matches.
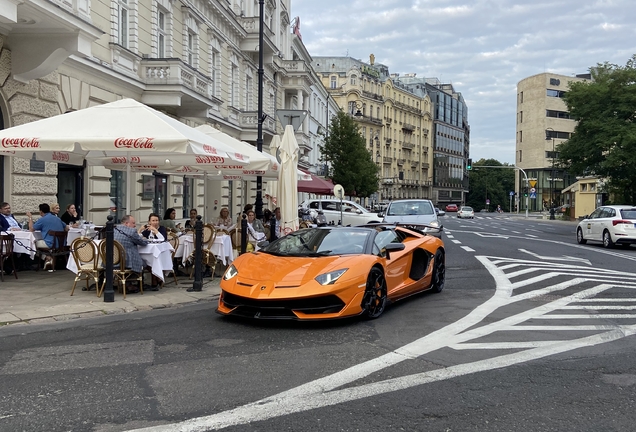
[0,267,221,327]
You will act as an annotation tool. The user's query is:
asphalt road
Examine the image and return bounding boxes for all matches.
[2,213,636,432]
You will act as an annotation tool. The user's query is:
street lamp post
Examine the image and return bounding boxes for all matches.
[546,128,555,220]
[254,0,265,220]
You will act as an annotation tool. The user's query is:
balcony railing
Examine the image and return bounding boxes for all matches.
[397,159,405,166]
[402,142,415,150]
[383,156,392,164]
[402,123,415,132]
[142,59,212,99]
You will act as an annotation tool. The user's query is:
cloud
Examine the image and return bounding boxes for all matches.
[292,0,636,163]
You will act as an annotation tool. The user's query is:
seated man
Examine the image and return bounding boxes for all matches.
[26,203,68,270]
[0,202,21,232]
[114,215,150,294]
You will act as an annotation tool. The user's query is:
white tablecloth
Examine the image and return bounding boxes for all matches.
[66,240,175,282]
[6,230,42,259]
[175,234,234,266]
[67,226,99,244]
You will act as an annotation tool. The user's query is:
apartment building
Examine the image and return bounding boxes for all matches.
[516,72,589,211]
[311,55,434,206]
[0,0,331,223]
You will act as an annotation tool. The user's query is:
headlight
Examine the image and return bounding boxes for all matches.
[428,220,440,228]
[315,269,348,285]
[223,264,238,280]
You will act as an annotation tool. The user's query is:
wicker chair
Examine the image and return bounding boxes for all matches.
[0,234,18,281]
[69,237,103,296]
[98,240,143,298]
[188,224,217,279]
[166,232,180,286]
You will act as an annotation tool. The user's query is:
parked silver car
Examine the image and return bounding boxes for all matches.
[381,199,443,237]
[301,199,382,226]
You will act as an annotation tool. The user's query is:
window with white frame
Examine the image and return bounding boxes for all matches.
[186,32,196,65]
[157,9,167,57]
[245,72,253,110]
[230,62,239,107]
[330,76,337,89]
[118,0,130,48]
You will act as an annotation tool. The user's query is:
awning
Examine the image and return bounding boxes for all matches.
[297,173,334,195]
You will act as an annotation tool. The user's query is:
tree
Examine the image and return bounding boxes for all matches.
[319,110,379,198]
[558,55,636,204]
[465,159,515,211]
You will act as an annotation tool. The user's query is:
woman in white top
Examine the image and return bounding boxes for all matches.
[246,210,266,241]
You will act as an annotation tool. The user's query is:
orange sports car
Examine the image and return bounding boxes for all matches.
[217,224,445,320]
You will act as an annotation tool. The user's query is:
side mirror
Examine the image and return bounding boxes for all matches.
[377,212,384,218]
[356,209,362,214]
[383,242,405,260]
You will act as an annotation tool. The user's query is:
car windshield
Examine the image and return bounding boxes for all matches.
[387,201,434,216]
[261,227,371,257]
[461,207,473,211]
[620,209,636,219]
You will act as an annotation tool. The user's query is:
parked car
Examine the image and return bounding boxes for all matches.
[301,199,382,226]
[445,204,458,212]
[576,205,636,248]
[381,199,442,238]
[457,206,475,219]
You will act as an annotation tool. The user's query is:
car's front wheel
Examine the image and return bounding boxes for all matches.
[603,230,615,248]
[431,249,446,293]
[576,228,587,244]
[361,267,387,319]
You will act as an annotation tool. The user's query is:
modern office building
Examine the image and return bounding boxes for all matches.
[515,72,590,211]
[0,0,333,223]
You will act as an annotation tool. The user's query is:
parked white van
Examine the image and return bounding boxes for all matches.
[300,199,382,226]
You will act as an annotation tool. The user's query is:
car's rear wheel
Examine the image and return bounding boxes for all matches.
[576,228,587,244]
[603,230,615,248]
[431,249,446,293]
[362,267,387,319]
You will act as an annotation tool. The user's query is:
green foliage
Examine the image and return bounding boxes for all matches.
[465,159,516,211]
[559,54,636,204]
[319,110,379,197]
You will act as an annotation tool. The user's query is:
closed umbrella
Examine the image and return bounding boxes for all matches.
[276,125,299,235]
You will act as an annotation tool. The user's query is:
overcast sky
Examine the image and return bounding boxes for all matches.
[290,0,635,164]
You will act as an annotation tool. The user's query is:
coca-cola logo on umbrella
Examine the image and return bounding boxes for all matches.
[195,155,225,164]
[113,137,154,149]
[223,175,243,180]
[234,152,245,161]
[1,137,40,149]
[52,152,69,162]
[203,145,218,154]
[110,156,141,164]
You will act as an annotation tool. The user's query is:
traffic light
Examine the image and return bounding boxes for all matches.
[467,158,472,170]
[523,187,528,197]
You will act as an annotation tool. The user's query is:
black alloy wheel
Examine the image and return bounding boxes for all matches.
[603,230,615,248]
[431,249,446,293]
[576,228,587,245]
[362,267,387,319]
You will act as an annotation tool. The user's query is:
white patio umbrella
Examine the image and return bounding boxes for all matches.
[0,98,250,212]
[276,125,300,234]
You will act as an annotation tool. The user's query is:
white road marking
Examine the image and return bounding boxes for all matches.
[451,239,461,244]
[461,246,475,252]
[475,232,509,239]
[526,234,538,238]
[512,231,521,234]
[446,235,454,239]
[518,249,592,266]
[128,258,636,432]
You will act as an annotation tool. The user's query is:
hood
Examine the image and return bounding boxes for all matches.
[383,214,438,224]
[232,252,361,287]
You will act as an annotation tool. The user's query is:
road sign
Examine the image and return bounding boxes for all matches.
[486,199,490,205]
[509,191,514,196]
[530,192,537,199]
[529,180,537,188]
[530,187,536,193]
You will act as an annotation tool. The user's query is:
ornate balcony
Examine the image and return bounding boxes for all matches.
[238,111,277,141]
[239,17,278,55]
[402,123,415,132]
[383,156,392,164]
[402,142,415,150]
[397,159,405,166]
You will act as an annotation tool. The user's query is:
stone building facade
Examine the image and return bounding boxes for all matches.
[516,72,589,211]
[1,0,332,223]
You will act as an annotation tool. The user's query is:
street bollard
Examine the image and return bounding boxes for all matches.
[103,215,115,302]
[188,215,203,292]
[240,214,247,254]
[270,215,277,242]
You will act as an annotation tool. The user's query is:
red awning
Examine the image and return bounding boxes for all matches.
[298,174,334,195]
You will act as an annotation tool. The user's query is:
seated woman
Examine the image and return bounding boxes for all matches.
[139,213,167,290]
[246,210,266,242]
[184,208,198,229]
[160,208,180,232]
[214,207,233,228]
[140,213,167,241]
[60,204,80,226]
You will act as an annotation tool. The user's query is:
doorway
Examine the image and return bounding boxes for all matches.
[152,173,169,217]
[58,164,84,217]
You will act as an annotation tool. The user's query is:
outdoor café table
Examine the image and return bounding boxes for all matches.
[175,233,234,266]
[66,239,174,282]
[7,230,42,259]
[66,225,98,244]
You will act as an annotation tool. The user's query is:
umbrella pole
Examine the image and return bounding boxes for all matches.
[125,154,132,216]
